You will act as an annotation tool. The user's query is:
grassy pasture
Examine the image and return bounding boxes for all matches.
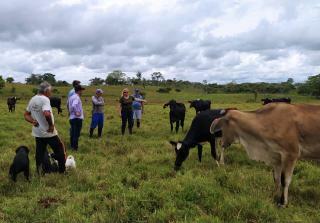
[0,84,320,222]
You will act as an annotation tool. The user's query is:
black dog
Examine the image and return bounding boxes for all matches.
[9,146,30,182]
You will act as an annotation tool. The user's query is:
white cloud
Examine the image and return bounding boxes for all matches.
[0,0,319,84]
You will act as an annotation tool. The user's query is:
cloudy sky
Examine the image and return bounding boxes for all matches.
[0,0,319,84]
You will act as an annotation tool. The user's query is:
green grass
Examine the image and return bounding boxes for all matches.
[0,84,320,222]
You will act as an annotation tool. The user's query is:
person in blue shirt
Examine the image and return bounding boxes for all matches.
[132,89,144,128]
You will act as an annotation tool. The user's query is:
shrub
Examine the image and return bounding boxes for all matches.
[175,88,181,92]
[156,88,171,93]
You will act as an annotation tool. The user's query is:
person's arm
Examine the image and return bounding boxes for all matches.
[42,98,54,132]
[133,97,147,103]
[71,97,82,117]
[24,111,39,127]
[92,96,105,106]
[44,110,54,133]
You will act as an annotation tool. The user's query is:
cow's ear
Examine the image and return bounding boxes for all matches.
[210,117,228,134]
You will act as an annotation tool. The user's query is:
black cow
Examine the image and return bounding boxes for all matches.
[7,96,19,112]
[169,109,225,170]
[49,97,62,114]
[261,97,291,105]
[188,99,211,113]
[163,100,186,133]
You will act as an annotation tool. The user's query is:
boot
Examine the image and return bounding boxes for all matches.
[89,128,94,137]
[129,128,133,135]
[121,126,125,135]
[137,120,140,128]
[98,127,103,138]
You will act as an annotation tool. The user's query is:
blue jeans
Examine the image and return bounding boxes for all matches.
[90,113,104,129]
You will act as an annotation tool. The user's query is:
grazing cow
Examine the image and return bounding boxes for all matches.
[210,103,320,207]
[7,96,19,112]
[261,97,291,105]
[49,97,62,114]
[169,109,224,170]
[163,100,186,133]
[188,99,211,113]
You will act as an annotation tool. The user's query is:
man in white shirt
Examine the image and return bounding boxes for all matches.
[24,82,66,174]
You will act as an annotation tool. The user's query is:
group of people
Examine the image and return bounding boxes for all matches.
[24,80,146,174]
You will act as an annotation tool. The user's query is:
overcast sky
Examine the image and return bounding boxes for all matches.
[0,0,319,84]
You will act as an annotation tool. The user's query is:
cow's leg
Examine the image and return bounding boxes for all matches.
[209,139,221,167]
[197,144,203,162]
[272,164,282,199]
[170,121,173,132]
[279,156,297,207]
[181,116,185,132]
[175,121,180,133]
[219,146,225,165]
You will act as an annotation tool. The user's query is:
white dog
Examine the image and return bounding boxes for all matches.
[65,155,76,170]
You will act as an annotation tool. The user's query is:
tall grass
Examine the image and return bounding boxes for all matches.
[0,84,319,222]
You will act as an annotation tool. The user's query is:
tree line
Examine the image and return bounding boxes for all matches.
[1,72,320,98]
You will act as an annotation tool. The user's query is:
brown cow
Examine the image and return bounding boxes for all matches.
[210,103,320,207]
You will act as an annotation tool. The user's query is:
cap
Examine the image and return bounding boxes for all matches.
[96,89,103,94]
[74,85,85,92]
[72,80,81,87]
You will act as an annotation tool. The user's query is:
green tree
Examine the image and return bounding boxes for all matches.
[90,77,105,86]
[25,74,43,85]
[6,77,14,83]
[151,72,164,85]
[42,73,56,85]
[0,76,5,89]
[305,74,320,97]
[105,70,126,85]
[55,80,70,86]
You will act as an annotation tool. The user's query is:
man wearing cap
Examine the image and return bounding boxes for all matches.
[89,89,105,137]
[68,85,85,151]
[132,89,144,128]
[67,80,81,114]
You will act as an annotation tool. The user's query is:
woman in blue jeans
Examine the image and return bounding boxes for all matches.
[118,88,146,135]
[90,89,105,137]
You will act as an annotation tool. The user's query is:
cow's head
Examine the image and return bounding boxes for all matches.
[188,99,200,108]
[210,110,237,148]
[169,141,190,171]
[163,100,176,109]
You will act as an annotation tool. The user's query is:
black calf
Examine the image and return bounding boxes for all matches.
[188,99,211,113]
[163,100,186,133]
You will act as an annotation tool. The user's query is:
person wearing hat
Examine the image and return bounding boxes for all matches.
[132,89,144,128]
[67,80,81,114]
[68,80,81,98]
[89,89,105,137]
[68,84,85,151]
